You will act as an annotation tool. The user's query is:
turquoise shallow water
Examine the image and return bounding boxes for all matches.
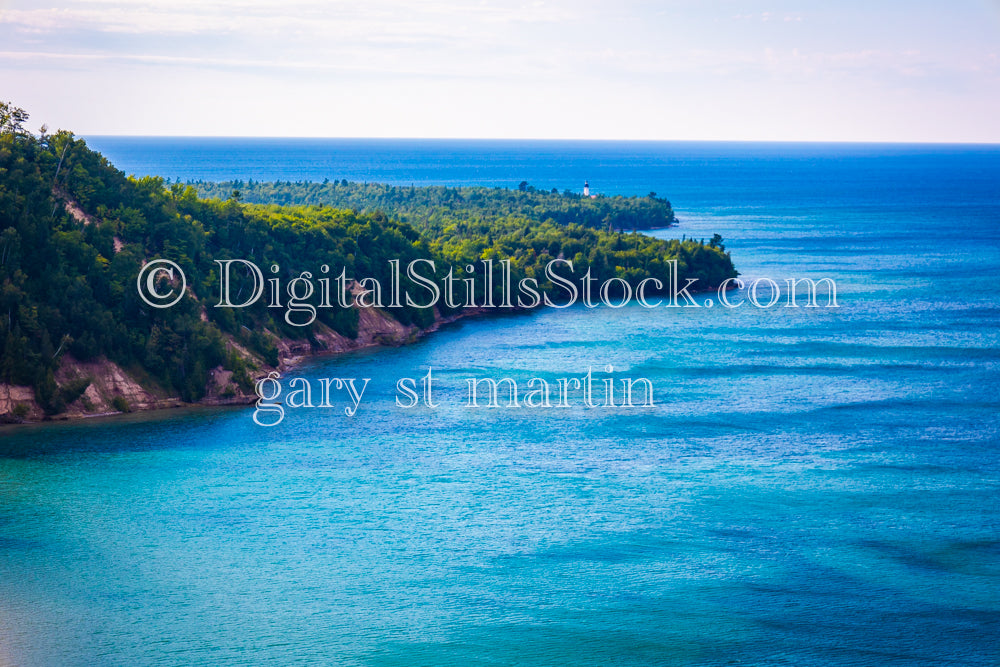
[2,141,999,665]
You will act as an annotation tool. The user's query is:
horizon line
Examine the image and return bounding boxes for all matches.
[78,134,1000,147]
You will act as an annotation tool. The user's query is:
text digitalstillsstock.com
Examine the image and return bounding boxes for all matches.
[134,257,840,426]
[253,367,655,426]
[137,258,840,322]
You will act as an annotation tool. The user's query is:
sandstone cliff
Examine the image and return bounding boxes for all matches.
[1,306,462,424]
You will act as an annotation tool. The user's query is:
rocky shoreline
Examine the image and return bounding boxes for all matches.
[0,306,478,426]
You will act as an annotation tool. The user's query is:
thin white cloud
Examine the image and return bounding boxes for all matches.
[0,0,586,82]
[0,45,557,81]
[2,1,998,141]
[0,0,568,35]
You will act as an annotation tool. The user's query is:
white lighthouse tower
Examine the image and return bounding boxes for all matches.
[583,181,590,197]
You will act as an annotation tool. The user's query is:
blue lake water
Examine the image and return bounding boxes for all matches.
[2,139,999,665]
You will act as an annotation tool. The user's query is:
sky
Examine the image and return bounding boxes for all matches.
[1,0,999,141]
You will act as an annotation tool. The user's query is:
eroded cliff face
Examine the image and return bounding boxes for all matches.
[57,355,181,417]
[275,306,422,367]
[0,306,461,423]
[0,385,41,422]
[1,355,183,423]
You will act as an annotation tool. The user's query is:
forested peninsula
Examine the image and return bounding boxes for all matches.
[190,179,678,233]
[0,102,736,422]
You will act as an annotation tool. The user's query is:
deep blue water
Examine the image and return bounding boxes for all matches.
[2,139,1000,665]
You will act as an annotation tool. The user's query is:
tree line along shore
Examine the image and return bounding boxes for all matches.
[0,101,736,422]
